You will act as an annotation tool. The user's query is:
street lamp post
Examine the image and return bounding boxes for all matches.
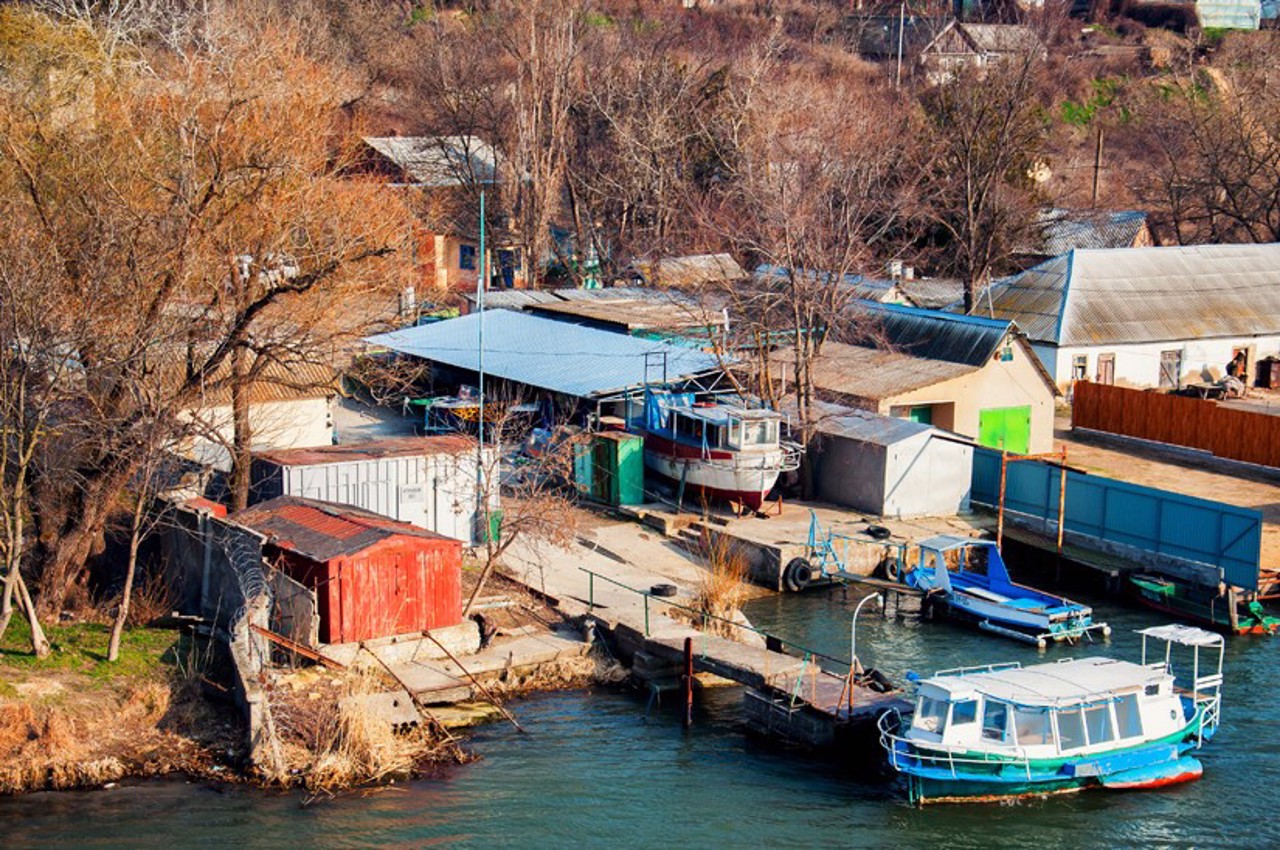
[850,592,884,677]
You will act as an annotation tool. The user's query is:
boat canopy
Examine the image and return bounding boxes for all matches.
[922,657,1164,708]
[1136,624,1224,648]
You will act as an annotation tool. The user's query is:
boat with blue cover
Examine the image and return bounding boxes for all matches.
[904,535,1109,648]
[878,624,1224,804]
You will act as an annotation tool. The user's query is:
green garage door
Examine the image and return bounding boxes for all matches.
[978,406,1031,454]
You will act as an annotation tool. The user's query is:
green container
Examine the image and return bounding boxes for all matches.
[592,432,644,506]
[475,508,503,543]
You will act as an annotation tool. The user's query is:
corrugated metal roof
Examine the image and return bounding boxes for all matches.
[527,299,721,332]
[986,243,1280,346]
[817,406,935,446]
[1031,209,1149,256]
[462,290,562,311]
[365,309,724,399]
[255,435,476,467]
[863,302,1012,366]
[234,496,453,562]
[628,254,746,287]
[754,264,903,303]
[363,136,499,187]
[773,340,979,402]
[182,359,337,406]
[897,278,965,310]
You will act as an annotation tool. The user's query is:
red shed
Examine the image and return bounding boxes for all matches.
[234,496,462,644]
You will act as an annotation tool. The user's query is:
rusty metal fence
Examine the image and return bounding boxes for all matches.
[1072,380,1280,469]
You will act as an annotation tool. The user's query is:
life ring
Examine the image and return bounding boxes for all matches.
[783,558,813,592]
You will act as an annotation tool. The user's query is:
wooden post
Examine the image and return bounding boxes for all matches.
[683,637,694,729]
[1226,587,1240,634]
[997,451,1009,553]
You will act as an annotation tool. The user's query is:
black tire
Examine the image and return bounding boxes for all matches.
[649,583,678,598]
[784,558,813,592]
[880,558,901,583]
[866,525,892,540]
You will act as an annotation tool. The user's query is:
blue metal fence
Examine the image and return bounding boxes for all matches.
[971,447,1262,590]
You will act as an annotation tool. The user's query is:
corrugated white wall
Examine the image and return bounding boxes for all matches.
[278,447,499,545]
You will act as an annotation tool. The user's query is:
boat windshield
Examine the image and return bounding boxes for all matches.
[914,696,949,734]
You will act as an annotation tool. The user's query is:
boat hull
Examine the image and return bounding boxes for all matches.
[1130,575,1280,635]
[908,756,1202,804]
[937,592,1101,644]
[643,435,782,510]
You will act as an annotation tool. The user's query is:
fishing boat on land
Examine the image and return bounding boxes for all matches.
[1129,573,1279,635]
[635,391,802,510]
[879,624,1225,805]
[904,536,1109,648]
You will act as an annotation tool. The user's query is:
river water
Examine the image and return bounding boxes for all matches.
[4,582,1278,848]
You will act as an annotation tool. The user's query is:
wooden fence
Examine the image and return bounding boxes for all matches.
[1072,381,1280,469]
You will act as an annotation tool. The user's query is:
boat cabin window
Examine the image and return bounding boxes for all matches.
[981,701,1009,742]
[1013,707,1054,747]
[1084,703,1115,745]
[951,700,978,726]
[674,413,705,445]
[1114,694,1144,739]
[914,696,949,734]
[741,420,777,447]
[1057,707,1086,751]
[726,418,742,450]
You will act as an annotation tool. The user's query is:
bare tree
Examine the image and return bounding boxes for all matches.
[917,53,1049,313]
[1133,36,1280,245]
[0,9,411,613]
[698,67,920,479]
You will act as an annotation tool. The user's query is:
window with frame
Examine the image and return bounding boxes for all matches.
[1013,706,1054,746]
[914,696,949,734]
[1114,694,1144,739]
[1072,355,1088,381]
[951,700,978,726]
[1057,707,1086,750]
[982,700,1009,742]
[459,244,477,271]
[1084,702,1115,745]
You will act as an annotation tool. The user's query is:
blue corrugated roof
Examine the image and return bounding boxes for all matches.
[859,302,1012,366]
[365,309,724,399]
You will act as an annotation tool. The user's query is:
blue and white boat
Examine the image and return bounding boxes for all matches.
[904,535,1109,648]
[879,625,1225,805]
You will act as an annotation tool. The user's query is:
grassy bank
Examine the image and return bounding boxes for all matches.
[0,617,243,794]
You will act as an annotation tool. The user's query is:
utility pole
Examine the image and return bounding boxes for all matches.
[895,2,906,89]
[1091,127,1104,207]
[477,191,488,543]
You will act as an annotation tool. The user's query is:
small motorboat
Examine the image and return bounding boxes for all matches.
[904,536,1109,648]
[635,391,801,510]
[879,624,1225,804]
[1130,573,1279,636]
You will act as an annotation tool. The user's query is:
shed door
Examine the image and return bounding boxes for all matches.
[978,406,1031,455]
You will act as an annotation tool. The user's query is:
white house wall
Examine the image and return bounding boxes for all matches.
[1051,335,1280,391]
[179,397,333,472]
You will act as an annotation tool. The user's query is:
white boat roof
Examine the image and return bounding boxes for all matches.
[1137,624,1224,647]
[924,657,1164,707]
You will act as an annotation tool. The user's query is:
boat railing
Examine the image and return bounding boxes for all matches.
[932,661,1023,678]
[878,710,1036,781]
[779,440,803,472]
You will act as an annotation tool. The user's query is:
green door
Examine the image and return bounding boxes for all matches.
[979,406,1031,454]
[908,405,933,425]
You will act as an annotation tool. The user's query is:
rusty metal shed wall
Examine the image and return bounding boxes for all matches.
[987,243,1280,347]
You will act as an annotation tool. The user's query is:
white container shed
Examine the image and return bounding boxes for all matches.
[809,408,973,519]
[250,436,498,545]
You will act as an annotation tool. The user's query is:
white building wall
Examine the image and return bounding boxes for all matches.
[179,397,333,472]
[1050,334,1280,391]
[277,447,499,545]
[882,433,973,519]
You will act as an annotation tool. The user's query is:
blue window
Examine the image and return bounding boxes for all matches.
[459,244,477,271]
